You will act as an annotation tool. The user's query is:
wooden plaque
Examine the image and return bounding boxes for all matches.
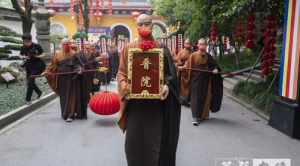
[127,48,164,99]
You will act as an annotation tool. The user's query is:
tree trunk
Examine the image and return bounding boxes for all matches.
[11,0,33,35]
[234,44,241,69]
[22,17,33,34]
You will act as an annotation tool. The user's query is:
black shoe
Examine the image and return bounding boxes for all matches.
[180,97,190,107]
[192,118,200,126]
[65,118,73,123]
[37,92,42,99]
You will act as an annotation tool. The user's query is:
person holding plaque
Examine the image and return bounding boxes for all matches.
[117,14,181,166]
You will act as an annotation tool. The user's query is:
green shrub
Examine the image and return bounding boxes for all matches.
[0,26,22,37]
[4,44,22,51]
[0,47,12,54]
[233,74,280,114]
[218,50,259,72]
[0,53,9,59]
[0,37,22,44]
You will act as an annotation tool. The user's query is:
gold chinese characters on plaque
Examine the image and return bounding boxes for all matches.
[127,48,164,99]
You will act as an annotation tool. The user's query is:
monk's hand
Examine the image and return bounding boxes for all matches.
[121,84,130,101]
[93,78,99,85]
[95,57,101,62]
[77,67,83,74]
[161,85,169,100]
[41,71,47,76]
[212,68,219,74]
[178,66,184,71]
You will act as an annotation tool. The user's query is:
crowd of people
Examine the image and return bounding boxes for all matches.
[20,13,223,166]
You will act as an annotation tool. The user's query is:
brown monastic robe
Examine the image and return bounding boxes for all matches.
[117,39,181,166]
[46,50,93,120]
[181,51,217,120]
[45,51,70,94]
[174,48,191,67]
[176,48,192,98]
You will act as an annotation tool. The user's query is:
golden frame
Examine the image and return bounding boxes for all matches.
[127,48,164,99]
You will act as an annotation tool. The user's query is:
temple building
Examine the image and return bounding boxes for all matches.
[46,0,167,42]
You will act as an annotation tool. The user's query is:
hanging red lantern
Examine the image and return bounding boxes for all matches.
[70,0,75,19]
[210,22,218,43]
[131,11,140,18]
[260,15,278,76]
[88,0,93,18]
[233,20,244,43]
[78,0,84,30]
[245,13,256,49]
[89,91,121,115]
[108,0,113,16]
[95,0,102,17]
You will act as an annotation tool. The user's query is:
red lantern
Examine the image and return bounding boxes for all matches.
[88,0,93,18]
[95,0,102,18]
[108,0,113,15]
[89,91,121,115]
[78,0,84,30]
[245,14,256,49]
[210,22,218,43]
[234,21,243,42]
[131,11,140,18]
[260,15,278,76]
[70,0,75,19]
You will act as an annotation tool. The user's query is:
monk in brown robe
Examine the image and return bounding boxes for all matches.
[174,39,192,67]
[180,38,223,126]
[175,39,192,105]
[117,14,181,166]
[45,42,94,122]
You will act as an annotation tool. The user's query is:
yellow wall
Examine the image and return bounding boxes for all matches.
[50,14,139,41]
[50,15,77,38]
[91,16,139,40]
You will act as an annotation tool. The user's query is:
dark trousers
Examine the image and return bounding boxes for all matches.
[26,77,42,102]
[125,101,163,166]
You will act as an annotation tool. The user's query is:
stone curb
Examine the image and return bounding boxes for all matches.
[0,92,57,130]
[224,87,270,121]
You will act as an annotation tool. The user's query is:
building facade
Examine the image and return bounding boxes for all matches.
[47,0,167,42]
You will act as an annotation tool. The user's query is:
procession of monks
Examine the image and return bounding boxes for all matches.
[42,14,223,166]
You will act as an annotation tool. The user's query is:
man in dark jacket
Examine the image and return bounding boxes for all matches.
[20,34,46,103]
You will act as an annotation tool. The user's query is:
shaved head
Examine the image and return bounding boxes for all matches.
[136,14,153,39]
[198,38,207,45]
[137,14,152,25]
[184,38,191,49]
[197,38,207,52]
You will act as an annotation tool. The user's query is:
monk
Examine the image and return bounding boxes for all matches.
[174,39,192,67]
[180,38,223,126]
[175,39,192,105]
[117,14,181,166]
[45,41,95,122]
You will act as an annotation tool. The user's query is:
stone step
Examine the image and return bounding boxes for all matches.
[234,75,248,82]
[224,77,240,85]
[252,69,263,76]
[242,72,264,82]
[223,80,235,91]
